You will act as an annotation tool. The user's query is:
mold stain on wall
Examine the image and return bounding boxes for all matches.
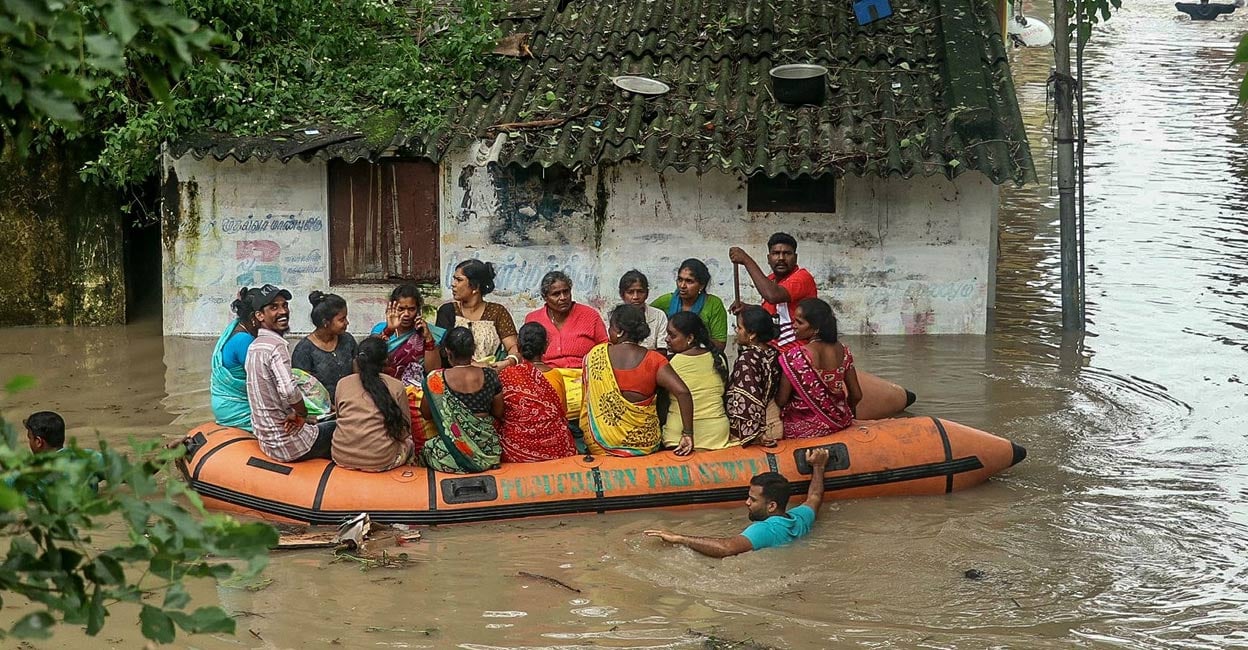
[489,164,591,247]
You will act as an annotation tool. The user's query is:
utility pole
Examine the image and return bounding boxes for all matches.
[1053,0,1084,331]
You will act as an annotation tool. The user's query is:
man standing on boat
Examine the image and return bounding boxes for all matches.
[644,447,831,557]
[245,284,336,462]
[728,232,818,351]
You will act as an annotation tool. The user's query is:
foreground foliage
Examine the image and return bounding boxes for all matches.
[0,376,277,643]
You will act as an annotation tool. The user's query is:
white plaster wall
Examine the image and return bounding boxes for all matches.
[164,146,997,337]
[444,154,998,335]
[163,156,408,338]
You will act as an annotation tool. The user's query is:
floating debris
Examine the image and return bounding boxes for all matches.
[517,570,582,593]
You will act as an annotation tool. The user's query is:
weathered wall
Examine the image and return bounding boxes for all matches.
[164,145,997,337]
[0,143,125,326]
[445,149,999,335]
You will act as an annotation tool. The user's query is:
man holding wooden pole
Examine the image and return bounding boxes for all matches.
[728,232,818,351]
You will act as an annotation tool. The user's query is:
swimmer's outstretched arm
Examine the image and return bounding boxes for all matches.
[643,530,753,558]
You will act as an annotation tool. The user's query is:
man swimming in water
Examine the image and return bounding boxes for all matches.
[644,447,831,557]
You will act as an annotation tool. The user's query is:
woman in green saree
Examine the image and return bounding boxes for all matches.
[419,327,503,473]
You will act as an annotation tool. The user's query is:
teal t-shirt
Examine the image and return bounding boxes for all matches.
[740,504,815,551]
[650,292,728,344]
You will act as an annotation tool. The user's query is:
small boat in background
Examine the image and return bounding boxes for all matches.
[1176,0,1242,20]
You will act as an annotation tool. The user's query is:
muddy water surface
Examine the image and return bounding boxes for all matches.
[3,3,1248,648]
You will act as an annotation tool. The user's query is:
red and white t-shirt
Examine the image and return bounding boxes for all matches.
[763,267,817,350]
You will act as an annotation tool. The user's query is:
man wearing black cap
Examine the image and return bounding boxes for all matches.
[245,284,335,462]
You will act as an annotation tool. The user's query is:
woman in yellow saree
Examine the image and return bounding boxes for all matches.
[580,305,696,457]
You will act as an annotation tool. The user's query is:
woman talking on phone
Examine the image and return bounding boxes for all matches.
[370,284,442,386]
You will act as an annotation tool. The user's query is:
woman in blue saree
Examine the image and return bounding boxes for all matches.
[211,288,262,430]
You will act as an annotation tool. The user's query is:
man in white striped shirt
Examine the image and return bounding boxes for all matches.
[728,233,819,351]
[245,284,335,462]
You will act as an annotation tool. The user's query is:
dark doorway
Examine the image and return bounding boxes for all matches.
[124,177,164,323]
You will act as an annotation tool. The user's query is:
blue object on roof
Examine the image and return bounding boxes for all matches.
[854,0,893,25]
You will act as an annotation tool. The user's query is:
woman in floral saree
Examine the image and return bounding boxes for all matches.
[420,327,502,473]
[371,284,444,455]
[725,306,784,446]
[776,298,863,438]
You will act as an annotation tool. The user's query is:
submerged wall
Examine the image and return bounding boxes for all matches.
[0,143,125,326]
[164,144,997,337]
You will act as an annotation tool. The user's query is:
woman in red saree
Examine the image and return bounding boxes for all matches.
[776,298,863,438]
[497,323,577,462]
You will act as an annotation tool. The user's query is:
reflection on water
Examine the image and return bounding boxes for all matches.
[3,3,1248,647]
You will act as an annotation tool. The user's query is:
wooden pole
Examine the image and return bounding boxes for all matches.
[1054,0,1084,331]
[733,263,741,303]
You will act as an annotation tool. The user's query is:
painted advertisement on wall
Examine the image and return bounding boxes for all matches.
[162,158,331,336]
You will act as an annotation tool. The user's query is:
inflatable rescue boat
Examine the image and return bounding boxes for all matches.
[180,416,1025,526]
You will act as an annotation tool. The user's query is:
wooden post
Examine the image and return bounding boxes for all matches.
[1054,0,1084,331]
[733,263,741,304]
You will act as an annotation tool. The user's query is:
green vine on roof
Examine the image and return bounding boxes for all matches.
[3,0,502,187]
[89,0,502,185]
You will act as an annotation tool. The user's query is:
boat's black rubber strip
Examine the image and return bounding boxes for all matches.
[191,456,985,526]
[426,466,437,511]
[591,467,605,513]
[246,457,293,475]
[192,437,253,481]
[931,417,954,493]
[766,452,779,473]
[310,462,336,511]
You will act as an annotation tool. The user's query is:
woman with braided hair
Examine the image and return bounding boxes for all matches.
[661,311,732,450]
[331,337,414,472]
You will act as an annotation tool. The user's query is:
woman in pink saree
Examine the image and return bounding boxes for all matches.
[776,298,863,438]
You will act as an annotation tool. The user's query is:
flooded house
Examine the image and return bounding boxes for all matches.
[160,0,1035,337]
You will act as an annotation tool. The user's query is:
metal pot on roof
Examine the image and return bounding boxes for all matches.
[770,64,828,105]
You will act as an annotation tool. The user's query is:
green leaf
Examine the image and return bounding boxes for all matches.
[1238,70,1248,105]
[135,61,172,103]
[4,375,35,394]
[948,158,961,168]
[140,605,175,643]
[87,556,125,585]
[86,586,106,635]
[104,3,139,43]
[26,89,82,122]
[11,612,54,639]
[0,485,24,511]
[83,33,125,72]
[163,583,190,610]
[1234,33,1248,65]
[187,606,235,634]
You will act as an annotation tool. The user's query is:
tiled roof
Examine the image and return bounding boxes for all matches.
[171,0,1035,185]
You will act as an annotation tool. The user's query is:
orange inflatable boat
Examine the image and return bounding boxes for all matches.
[855,370,915,420]
[179,417,1024,526]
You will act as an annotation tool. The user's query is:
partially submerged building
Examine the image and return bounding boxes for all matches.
[162,0,1035,337]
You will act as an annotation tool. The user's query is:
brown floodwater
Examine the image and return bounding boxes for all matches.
[3,4,1248,648]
